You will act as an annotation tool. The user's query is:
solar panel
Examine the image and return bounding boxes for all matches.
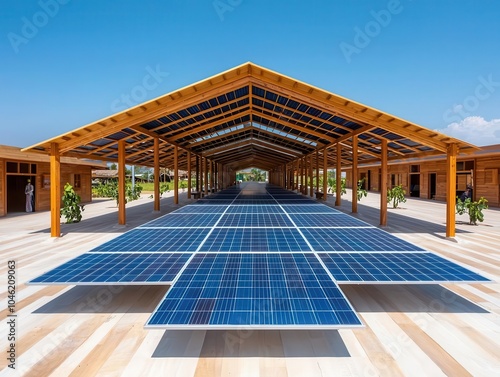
[199,228,311,252]
[232,199,277,205]
[281,205,340,214]
[318,252,490,283]
[140,213,221,228]
[276,199,318,204]
[145,253,362,328]
[28,182,491,331]
[174,205,228,214]
[289,213,373,228]
[90,228,210,252]
[29,253,191,284]
[225,205,284,214]
[194,199,234,204]
[301,228,426,252]
[217,213,294,227]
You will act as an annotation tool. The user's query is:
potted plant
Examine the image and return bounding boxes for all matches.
[387,184,406,208]
[456,197,488,225]
[60,183,84,223]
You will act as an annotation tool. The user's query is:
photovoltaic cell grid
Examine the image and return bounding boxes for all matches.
[29,183,490,330]
[90,228,210,252]
[31,253,192,284]
[289,213,373,228]
[301,228,426,252]
[318,253,490,283]
[217,213,293,227]
[199,228,311,252]
[146,253,362,328]
[140,213,221,228]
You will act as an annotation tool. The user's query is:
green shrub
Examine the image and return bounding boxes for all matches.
[91,180,142,206]
[387,185,406,208]
[456,197,488,225]
[61,183,84,223]
[357,178,368,201]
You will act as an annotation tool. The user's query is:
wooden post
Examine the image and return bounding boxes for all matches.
[187,151,191,199]
[209,159,213,192]
[118,140,126,225]
[154,138,160,211]
[196,155,200,192]
[50,142,61,237]
[446,143,458,237]
[174,145,179,204]
[380,139,388,226]
[301,157,304,194]
[335,143,342,206]
[323,147,328,201]
[316,149,320,194]
[204,157,208,195]
[352,136,358,213]
[309,154,314,197]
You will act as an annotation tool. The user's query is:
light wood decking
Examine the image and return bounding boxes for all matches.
[0,190,499,376]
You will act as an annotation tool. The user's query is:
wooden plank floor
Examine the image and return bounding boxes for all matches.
[1,189,499,376]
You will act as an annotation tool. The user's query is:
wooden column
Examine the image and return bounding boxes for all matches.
[118,140,126,225]
[187,151,191,199]
[196,155,200,192]
[352,136,358,213]
[323,147,328,201]
[154,138,160,211]
[335,143,342,206]
[309,154,314,197]
[380,139,388,226]
[50,142,61,237]
[301,157,304,194]
[204,157,208,195]
[446,143,458,237]
[209,160,213,192]
[316,149,320,194]
[173,145,179,205]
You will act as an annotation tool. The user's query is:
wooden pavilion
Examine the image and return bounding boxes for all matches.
[22,62,479,237]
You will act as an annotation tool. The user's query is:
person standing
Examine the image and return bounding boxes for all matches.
[25,179,34,212]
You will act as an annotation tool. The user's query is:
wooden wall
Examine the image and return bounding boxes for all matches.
[0,160,5,216]
[0,158,93,216]
[344,156,500,207]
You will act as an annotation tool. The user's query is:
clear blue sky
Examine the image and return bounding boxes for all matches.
[2,0,500,147]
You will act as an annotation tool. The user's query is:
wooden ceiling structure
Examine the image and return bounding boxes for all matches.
[22,62,479,237]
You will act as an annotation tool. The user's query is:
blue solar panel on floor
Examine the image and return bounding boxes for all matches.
[318,252,490,283]
[281,205,340,214]
[145,253,362,328]
[232,199,277,205]
[140,213,221,228]
[301,228,425,252]
[90,228,210,252]
[289,213,373,228]
[194,199,234,204]
[276,199,318,204]
[199,228,311,252]
[217,213,293,227]
[29,253,191,284]
[174,205,228,214]
[225,205,284,214]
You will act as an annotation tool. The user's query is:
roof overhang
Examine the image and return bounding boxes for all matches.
[22,62,479,170]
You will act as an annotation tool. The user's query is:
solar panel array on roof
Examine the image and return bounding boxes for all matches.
[29,182,489,330]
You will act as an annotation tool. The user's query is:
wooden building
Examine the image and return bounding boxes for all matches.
[0,145,106,216]
[344,144,500,207]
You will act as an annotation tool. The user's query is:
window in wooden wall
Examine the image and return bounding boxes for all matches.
[74,174,81,189]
